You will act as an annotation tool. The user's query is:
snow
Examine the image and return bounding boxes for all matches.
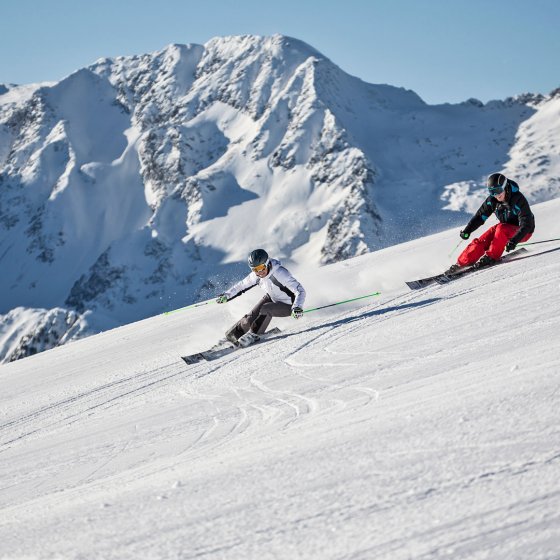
[1,198,559,559]
[505,94,560,203]
[0,82,53,107]
[0,307,46,362]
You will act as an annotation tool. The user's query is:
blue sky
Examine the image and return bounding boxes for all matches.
[1,0,559,104]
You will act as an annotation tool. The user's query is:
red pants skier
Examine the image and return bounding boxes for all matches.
[457,223,532,267]
[446,173,535,274]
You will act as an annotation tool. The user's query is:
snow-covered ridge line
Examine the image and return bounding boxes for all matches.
[1,34,559,362]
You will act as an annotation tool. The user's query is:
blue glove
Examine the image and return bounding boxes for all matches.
[216,294,228,304]
[505,240,517,252]
[460,230,470,240]
[291,306,303,319]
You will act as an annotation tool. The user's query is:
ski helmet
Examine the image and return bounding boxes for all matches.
[487,172,508,196]
[248,249,269,270]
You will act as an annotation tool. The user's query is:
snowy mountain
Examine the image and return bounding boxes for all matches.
[1,198,559,559]
[1,34,559,362]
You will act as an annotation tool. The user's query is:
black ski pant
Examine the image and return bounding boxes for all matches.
[225,295,292,340]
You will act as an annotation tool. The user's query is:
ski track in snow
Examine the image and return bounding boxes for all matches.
[1,208,560,558]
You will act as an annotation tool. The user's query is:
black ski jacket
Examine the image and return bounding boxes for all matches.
[463,180,535,245]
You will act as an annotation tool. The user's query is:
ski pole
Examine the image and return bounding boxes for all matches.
[448,239,463,258]
[304,291,381,314]
[164,299,215,316]
[518,237,560,247]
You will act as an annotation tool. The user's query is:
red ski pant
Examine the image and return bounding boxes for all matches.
[457,223,532,266]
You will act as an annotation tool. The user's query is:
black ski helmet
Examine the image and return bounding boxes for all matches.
[487,172,508,195]
[248,248,269,269]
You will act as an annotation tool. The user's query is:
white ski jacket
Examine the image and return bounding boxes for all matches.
[224,259,306,309]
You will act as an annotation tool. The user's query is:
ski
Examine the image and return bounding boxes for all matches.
[435,248,527,284]
[406,273,445,290]
[181,327,282,365]
[406,248,528,290]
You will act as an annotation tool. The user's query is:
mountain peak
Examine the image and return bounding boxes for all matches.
[203,33,325,63]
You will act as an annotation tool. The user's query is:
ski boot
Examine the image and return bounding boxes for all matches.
[237,331,261,348]
[472,254,497,270]
[444,263,464,276]
[225,325,244,347]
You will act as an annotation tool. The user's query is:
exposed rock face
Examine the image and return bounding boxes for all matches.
[5,308,82,362]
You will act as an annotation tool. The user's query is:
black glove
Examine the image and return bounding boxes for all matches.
[459,230,470,240]
[216,294,228,304]
[291,306,303,319]
[505,240,517,252]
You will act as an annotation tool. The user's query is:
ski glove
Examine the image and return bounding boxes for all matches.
[291,306,304,319]
[459,230,470,240]
[505,240,517,252]
[216,294,228,304]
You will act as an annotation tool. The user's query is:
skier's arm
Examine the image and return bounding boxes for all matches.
[275,267,306,309]
[463,197,497,235]
[509,196,534,246]
[224,273,258,301]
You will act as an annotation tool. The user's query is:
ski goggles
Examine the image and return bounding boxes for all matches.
[251,263,268,273]
[488,185,504,196]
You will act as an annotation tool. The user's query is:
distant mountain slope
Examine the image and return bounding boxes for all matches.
[0,34,558,361]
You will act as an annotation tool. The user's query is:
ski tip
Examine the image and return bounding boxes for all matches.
[181,354,205,365]
[406,278,437,290]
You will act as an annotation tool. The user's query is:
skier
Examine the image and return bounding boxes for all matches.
[446,173,535,274]
[216,249,306,347]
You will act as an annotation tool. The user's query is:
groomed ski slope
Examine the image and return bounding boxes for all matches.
[1,199,559,560]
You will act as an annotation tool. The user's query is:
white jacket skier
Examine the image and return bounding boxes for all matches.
[217,249,306,347]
